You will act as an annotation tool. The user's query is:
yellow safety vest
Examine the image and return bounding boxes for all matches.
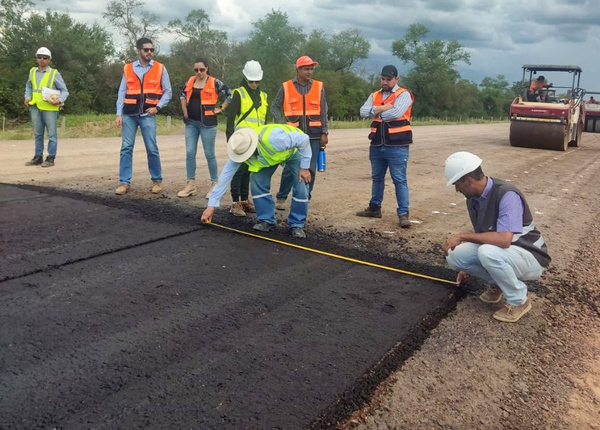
[233,87,268,130]
[28,67,59,112]
[245,124,302,172]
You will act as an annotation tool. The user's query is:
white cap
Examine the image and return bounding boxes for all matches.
[444,151,483,186]
[227,128,259,163]
[36,47,52,58]
[242,60,263,81]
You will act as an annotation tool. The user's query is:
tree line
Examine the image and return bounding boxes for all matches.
[0,0,524,122]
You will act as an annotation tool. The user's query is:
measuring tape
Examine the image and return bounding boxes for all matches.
[207,221,456,285]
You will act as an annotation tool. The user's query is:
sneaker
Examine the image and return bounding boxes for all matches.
[177,180,197,198]
[205,182,217,199]
[252,221,273,232]
[115,183,130,195]
[241,200,255,213]
[151,181,163,194]
[290,227,306,239]
[25,155,43,166]
[40,156,55,167]
[356,205,382,218]
[493,298,532,323]
[480,285,503,304]
[275,199,287,211]
[230,201,246,217]
[398,212,411,228]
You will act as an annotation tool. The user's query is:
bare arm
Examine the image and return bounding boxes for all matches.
[442,231,514,256]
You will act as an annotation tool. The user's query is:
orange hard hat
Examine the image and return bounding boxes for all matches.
[296,55,318,68]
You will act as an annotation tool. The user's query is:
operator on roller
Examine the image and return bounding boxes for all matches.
[527,75,552,102]
[442,152,551,323]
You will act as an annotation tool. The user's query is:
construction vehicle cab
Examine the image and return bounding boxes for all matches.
[510,65,585,151]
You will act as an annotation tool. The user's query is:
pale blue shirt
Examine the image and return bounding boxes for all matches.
[24,67,69,103]
[472,177,524,234]
[359,84,412,120]
[208,128,311,207]
[116,59,172,116]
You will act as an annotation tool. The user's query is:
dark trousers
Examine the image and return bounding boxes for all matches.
[230,162,250,202]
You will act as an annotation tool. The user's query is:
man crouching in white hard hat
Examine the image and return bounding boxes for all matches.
[442,152,551,323]
[201,124,311,238]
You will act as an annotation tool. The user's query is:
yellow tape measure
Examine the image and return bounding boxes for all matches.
[207,221,456,285]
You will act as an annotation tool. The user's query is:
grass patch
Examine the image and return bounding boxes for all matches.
[0,114,508,140]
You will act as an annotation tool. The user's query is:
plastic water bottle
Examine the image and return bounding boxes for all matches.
[317,148,326,172]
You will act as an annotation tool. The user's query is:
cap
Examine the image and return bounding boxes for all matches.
[380,65,398,78]
[36,47,52,58]
[296,55,318,68]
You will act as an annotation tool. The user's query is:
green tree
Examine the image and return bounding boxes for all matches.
[479,75,512,117]
[246,10,305,101]
[392,23,471,117]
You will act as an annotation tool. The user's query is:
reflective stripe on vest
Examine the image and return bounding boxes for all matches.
[282,79,323,137]
[29,67,59,111]
[245,124,300,172]
[234,87,268,130]
[369,87,414,144]
[184,75,219,121]
[123,61,164,114]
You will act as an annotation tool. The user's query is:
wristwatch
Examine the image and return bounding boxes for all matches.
[156,106,161,112]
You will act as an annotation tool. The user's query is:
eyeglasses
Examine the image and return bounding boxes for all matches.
[194,68,207,73]
[142,48,155,53]
[36,56,50,60]
[248,80,261,84]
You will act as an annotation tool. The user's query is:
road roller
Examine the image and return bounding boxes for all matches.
[510,65,585,151]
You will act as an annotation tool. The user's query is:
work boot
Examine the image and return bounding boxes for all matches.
[398,212,411,228]
[356,205,382,218]
[115,183,130,195]
[241,200,255,213]
[230,201,246,217]
[151,181,163,194]
[177,180,197,198]
[25,155,43,166]
[290,227,306,239]
[253,221,273,232]
[205,181,217,199]
[275,199,287,211]
[480,285,503,304]
[493,298,532,323]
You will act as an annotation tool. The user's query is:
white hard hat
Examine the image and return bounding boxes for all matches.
[444,151,483,186]
[36,47,52,58]
[242,60,263,81]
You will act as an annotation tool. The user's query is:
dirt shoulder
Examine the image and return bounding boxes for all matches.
[4,124,600,428]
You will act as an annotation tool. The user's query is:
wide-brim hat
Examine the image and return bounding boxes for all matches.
[228,128,259,163]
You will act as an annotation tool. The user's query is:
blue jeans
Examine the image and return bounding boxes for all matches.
[446,243,544,306]
[369,145,409,216]
[251,151,309,228]
[119,115,162,185]
[277,137,320,200]
[30,106,58,157]
[185,120,218,181]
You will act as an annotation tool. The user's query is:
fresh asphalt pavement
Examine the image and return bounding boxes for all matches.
[0,184,454,429]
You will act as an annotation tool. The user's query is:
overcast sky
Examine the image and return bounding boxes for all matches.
[36,0,599,90]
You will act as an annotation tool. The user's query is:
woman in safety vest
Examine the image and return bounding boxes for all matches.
[225,60,268,217]
[178,58,232,199]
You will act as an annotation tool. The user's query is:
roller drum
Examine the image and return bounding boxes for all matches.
[510,121,568,151]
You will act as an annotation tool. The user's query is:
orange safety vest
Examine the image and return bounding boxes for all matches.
[183,75,219,126]
[369,87,414,146]
[123,61,164,115]
[282,79,323,138]
[529,81,545,94]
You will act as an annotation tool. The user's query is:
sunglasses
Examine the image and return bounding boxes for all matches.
[248,80,261,84]
[142,48,155,53]
[36,56,50,60]
[194,67,207,72]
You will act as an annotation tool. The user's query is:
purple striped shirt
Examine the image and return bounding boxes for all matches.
[472,178,524,234]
